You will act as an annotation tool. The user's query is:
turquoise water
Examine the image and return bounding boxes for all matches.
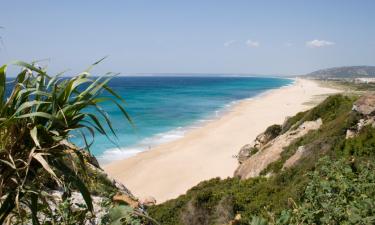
[73,76,292,163]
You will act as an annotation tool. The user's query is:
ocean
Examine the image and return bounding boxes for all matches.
[70,76,292,163]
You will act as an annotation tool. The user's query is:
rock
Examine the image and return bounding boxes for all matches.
[47,190,106,225]
[264,172,273,178]
[234,214,241,221]
[237,144,258,164]
[113,193,139,208]
[229,214,242,225]
[253,124,282,149]
[346,129,356,139]
[236,125,282,164]
[234,118,322,179]
[358,119,366,131]
[282,146,306,169]
[344,93,375,139]
[353,93,375,115]
[139,196,157,207]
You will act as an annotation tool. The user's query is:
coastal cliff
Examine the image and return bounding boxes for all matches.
[148,94,375,224]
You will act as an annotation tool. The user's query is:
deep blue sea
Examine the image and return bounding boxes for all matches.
[72,76,292,163]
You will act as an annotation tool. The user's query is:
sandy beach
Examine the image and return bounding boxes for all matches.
[104,78,340,203]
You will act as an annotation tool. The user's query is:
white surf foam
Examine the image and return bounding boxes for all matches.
[99,78,295,164]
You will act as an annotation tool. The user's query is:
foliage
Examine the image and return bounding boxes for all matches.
[263,124,282,140]
[342,125,375,156]
[106,204,160,225]
[281,111,306,134]
[0,60,131,224]
[108,205,141,225]
[148,168,309,225]
[292,95,355,128]
[51,197,91,225]
[149,94,375,225]
[292,157,375,224]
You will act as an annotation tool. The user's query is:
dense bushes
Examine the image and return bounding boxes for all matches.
[342,125,375,156]
[291,157,375,224]
[264,124,282,140]
[148,174,306,225]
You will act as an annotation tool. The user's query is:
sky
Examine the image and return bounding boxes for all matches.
[0,0,374,76]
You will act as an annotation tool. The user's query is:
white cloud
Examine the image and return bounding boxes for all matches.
[306,39,335,48]
[224,40,237,47]
[246,40,260,48]
[284,42,293,47]
[246,39,260,48]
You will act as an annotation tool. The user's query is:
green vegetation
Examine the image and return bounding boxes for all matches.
[263,124,282,140]
[0,60,135,224]
[342,125,375,156]
[262,95,358,175]
[149,94,375,225]
[291,157,375,224]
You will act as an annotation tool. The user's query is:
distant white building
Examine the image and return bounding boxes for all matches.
[354,77,375,84]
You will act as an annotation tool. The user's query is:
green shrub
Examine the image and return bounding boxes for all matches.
[292,157,375,224]
[342,125,375,156]
[282,95,355,134]
[0,60,131,224]
[264,124,282,140]
[281,111,307,133]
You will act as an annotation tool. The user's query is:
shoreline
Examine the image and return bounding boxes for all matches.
[98,78,294,164]
[104,78,340,203]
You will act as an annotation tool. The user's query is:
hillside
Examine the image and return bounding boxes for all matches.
[306,66,375,79]
[148,94,375,224]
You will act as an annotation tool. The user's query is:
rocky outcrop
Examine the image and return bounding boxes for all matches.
[234,118,322,179]
[46,190,107,225]
[113,193,139,208]
[346,93,375,139]
[237,144,258,164]
[253,124,282,149]
[282,146,306,169]
[139,196,157,207]
[353,93,375,115]
[236,124,281,164]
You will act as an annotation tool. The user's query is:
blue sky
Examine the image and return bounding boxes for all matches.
[0,0,374,75]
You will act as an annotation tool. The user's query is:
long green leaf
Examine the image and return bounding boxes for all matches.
[53,161,93,212]
[12,61,49,77]
[0,65,6,108]
[16,111,53,119]
[84,56,108,72]
[30,192,41,225]
[14,100,49,115]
